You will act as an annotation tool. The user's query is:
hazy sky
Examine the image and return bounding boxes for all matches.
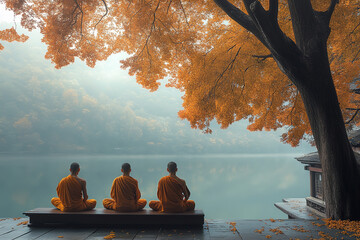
[0,5,314,155]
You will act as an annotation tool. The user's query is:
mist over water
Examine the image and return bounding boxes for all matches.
[0,154,309,219]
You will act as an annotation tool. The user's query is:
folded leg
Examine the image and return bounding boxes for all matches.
[137,199,147,210]
[84,199,97,210]
[185,200,195,211]
[149,200,162,211]
[51,197,65,211]
[103,198,116,210]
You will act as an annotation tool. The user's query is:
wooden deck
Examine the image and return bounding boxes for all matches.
[1,217,359,239]
[274,198,325,220]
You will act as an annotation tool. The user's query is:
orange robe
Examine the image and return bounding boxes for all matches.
[103,175,147,212]
[51,175,96,212]
[149,176,195,212]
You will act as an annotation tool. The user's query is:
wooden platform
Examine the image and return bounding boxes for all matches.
[274,198,324,220]
[23,208,204,227]
[1,217,359,239]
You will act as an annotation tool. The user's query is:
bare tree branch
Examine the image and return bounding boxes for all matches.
[208,46,242,99]
[345,109,360,124]
[166,0,173,14]
[251,54,272,60]
[287,90,299,125]
[213,0,267,47]
[94,0,109,29]
[349,21,360,36]
[247,1,307,86]
[249,2,301,60]
[352,48,360,62]
[138,1,160,57]
[73,0,84,37]
[179,0,190,27]
[352,87,360,95]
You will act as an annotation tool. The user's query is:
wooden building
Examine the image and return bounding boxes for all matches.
[296,131,360,217]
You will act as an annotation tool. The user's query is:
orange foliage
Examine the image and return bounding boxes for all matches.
[103,231,116,239]
[269,228,283,235]
[291,226,310,233]
[322,218,360,238]
[254,226,265,234]
[0,27,28,50]
[16,220,28,226]
[1,0,360,146]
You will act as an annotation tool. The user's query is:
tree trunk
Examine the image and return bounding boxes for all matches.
[285,42,360,220]
[299,73,360,220]
[272,1,360,220]
[213,0,360,219]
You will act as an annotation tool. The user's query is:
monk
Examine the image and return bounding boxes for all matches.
[51,162,96,212]
[103,163,147,212]
[149,161,195,212]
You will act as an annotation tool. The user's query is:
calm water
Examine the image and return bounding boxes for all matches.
[0,154,309,219]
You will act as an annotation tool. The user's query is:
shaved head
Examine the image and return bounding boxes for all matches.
[167,162,177,173]
[70,162,80,174]
[122,163,131,173]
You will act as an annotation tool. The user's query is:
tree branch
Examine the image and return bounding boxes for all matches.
[345,109,360,124]
[166,0,173,14]
[249,2,301,61]
[179,0,190,27]
[209,46,242,99]
[268,0,278,21]
[94,0,109,29]
[313,0,339,40]
[213,0,267,46]
[246,1,306,86]
[324,0,339,25]
[251,54,272,60]
[138,1,160,58]
[287,0,317,51]
[352,87,360,95]
[73,0,84,37]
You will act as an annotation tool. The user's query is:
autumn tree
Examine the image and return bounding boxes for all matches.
[1,0,360,219]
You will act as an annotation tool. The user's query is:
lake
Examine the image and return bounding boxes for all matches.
[0,154,309,219]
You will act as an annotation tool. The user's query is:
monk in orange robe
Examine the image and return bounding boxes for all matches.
[51,162,96,212]
[149,161,195,213]
[103,163,147,212]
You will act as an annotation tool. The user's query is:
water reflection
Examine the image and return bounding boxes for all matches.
[0,154,309,219]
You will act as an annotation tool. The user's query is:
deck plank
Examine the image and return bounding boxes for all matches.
[265,219,321,239]
[230,219,273,240]
[84,228,111,240]
[206,219,241,239]
[157,226,208,240]
[133,227,161,239]
[274,202,317,220]
[36,227,96,240]
[0,218,28,237]
[85,227,139,239]
[12,227,54,240]
[0,225,32,240]
[0,218,26,229]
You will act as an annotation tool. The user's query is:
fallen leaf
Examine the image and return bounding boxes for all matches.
[17,221,28,226]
